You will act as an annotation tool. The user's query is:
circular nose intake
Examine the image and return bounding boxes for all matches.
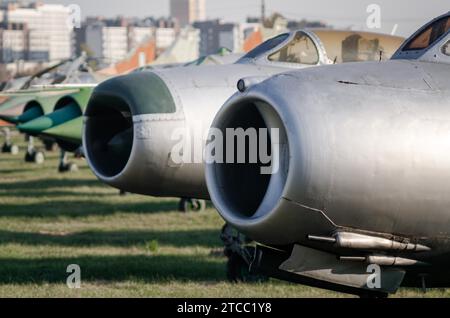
[84,92,134,178]
[83,71,177,181]
[206,96,290,226]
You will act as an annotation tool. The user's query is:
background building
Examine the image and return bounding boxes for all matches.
[77,17,178,65]
[170,0,206,27]
[155,27,176,52]
[0,0,329,80]
[0,1,73,62]
[193,20,239,56]
[0,22,27,63]
[83,19,130,64]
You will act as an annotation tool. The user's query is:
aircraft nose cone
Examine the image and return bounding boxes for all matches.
[5,106,43,124]
[42,117,83,143]
[18,102,82,135]
[0,114,19,124]
[41,117,83,152]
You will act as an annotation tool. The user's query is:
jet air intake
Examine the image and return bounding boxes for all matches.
[84,90,133,178]
[207,60,450,246]
[206,95,295,245]
[83,71,180,195]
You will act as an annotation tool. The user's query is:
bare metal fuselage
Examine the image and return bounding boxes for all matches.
[208,59,450,242]
[205,59,450,291]
[85,63,293,198]
[204,13,450,294]
[84,29,404,199]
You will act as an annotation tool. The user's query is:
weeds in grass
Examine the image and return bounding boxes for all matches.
[146,240,159,254]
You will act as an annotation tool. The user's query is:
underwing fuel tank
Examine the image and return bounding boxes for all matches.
[206,58,450,247]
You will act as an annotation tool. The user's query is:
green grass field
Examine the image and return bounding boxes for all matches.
[0,132,448,298]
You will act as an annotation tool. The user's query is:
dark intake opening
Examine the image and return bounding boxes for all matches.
[217,103,272,218]
[85,94,133,177]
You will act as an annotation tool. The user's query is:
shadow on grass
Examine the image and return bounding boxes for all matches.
[0,254,226,284]
[0,190,116,198]
[0,200,179,217]
[0,157,29,163]
[0,168,38,175]
[0,178,135,198]
[0,229,221,248]
[0,178,102,191]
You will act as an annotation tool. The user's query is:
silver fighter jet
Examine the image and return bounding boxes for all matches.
[83,29,403,203]
[206,13,450,297]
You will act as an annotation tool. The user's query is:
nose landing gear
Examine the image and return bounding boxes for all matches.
[178,198,206,213]
[24,135,45,164]
[58,150,78,173]
[2,142,19,155]
[1,128,19,155]
[221,224,268,283]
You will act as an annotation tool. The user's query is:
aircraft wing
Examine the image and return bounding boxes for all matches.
[0,84,97,98]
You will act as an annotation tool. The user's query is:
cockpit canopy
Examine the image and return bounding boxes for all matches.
[403,15,449,51]
[239,29,404,68]
[242,33,291,60]
[311,30,404,63]
[268,32,319,65]
[393,12,450,62]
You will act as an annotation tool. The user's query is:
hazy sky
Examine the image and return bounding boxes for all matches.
[42,0,449,37]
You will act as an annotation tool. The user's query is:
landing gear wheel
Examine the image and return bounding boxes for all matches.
[43,140,56,152]
[2,143,19,155]
[178,198,206,213]
[58,162,78,173]
[34,151,45,164]
[221,224,268,283]
[10,144,19,155]
[24,151,32,162]
[227,250,250,282]
[226,247,268,283]
[25,149,45,164]
[74,147,84,158]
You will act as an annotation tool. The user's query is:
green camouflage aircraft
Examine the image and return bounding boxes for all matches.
[0,49,242,172]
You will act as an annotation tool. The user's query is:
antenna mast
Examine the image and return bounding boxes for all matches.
[261,0,266,23]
